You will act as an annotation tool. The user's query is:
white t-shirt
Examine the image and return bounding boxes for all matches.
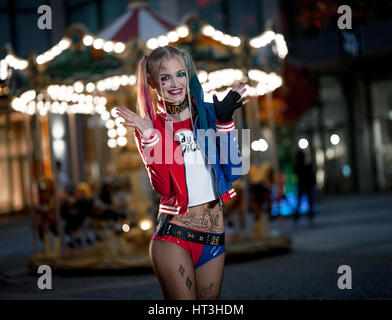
[173,117,218,207]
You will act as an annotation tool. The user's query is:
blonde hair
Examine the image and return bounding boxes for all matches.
[136,46,198,128]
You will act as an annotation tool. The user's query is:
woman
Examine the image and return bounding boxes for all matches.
[115,46,248,300]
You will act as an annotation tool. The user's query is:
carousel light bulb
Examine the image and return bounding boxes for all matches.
[51,45,61,56]
[213,30,223,41]
[86,82,95,92]
[43,51,53,61]
[103,41,114,52]
[249,38,260,48]
[59,102,67,114]
[222,34,232,45]
[105,119,114,129]
[59,39,70,50]
[120,75,129,86]
[264,30,276,43]
[73,81,84,93]
[197,70,208,83]
[93,38,104,50]
[114,42,125,53]
[51,101,60,113]
[97,81,106,91]
[158,35,169,47]
[44,101,51,110]
[231,36,241,47]
[128,75,136,86]
[115,116,124,127]
[117,136,127,146]
[77,94,86,103]
[71,93,78,103]
[107,138,117,148]
[167,31,179,43]
[95,104,106,114]
[21,90,36,103]
[112,76,121,88]
[107,128,117,138]
[202,25,215,37]
[177,26,189,38]
[111,108,119,118]
[117,126,127,136]
[83,35,94,46]
[99,97,107,105]
[146,38,159,50]
[101,111,110,121]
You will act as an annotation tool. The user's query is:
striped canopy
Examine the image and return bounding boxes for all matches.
[97,2,179,43]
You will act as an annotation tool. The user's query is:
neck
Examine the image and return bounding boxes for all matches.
[165,97,188,114]
[167,108,192,122]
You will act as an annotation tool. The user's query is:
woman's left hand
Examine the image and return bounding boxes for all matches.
[213,83,250,123]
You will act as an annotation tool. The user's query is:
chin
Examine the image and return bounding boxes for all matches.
[166,94,186,105]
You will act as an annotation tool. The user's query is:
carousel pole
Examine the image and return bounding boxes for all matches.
[68,112,80,184]
[24,113,39,254]
[47,112,64,258]
[93,113,103,180]
[5,110,14,214]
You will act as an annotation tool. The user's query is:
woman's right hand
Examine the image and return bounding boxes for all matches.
[115,107,154,138]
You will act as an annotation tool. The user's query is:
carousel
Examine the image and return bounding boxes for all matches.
[1,1,297,271]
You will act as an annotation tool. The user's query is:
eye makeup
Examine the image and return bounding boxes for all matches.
[160,70,186,83]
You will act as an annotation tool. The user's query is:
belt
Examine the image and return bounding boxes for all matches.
[164,223,225,246]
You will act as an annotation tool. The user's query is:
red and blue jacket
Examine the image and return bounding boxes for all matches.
[134,99,243,216]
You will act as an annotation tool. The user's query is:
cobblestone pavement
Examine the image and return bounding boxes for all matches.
[1,194,392,300]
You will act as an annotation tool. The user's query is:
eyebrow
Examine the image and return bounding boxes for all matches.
[159,69,186,76]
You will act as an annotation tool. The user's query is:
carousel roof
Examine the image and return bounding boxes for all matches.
[97,2,179,43]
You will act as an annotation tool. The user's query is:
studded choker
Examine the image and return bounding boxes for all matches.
[165,98,189,114]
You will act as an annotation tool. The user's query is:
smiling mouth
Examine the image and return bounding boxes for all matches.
[168,88,183,95]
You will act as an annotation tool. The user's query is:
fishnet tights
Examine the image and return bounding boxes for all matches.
[149,239,225,300]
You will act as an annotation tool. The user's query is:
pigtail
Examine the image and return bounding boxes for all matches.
[136,55,156,121]
[179,48,208,130]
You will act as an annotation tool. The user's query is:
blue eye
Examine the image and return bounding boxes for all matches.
[177,71,186,77]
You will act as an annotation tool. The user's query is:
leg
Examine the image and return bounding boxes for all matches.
[195,252,225,300]
[294,190,303,222]
[306,188,315,224]
[149,239,197,300]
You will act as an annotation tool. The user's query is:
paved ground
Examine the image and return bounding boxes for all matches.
[1,193,392,300]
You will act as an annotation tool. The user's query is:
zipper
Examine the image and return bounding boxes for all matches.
[193,116,223,209]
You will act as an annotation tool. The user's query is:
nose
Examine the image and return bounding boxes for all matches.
[170,76,178,88]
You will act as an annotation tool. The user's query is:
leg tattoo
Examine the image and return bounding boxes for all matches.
[186,276,192,290]
[179,264,185,277]
[199,282,214,298]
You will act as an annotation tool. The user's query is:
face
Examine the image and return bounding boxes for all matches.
[157,57,187,105]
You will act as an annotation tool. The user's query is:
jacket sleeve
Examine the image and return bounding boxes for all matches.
[215,118,243,182]
[134,128,173,197]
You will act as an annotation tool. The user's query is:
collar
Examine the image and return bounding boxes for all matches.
[156,97,197,120]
